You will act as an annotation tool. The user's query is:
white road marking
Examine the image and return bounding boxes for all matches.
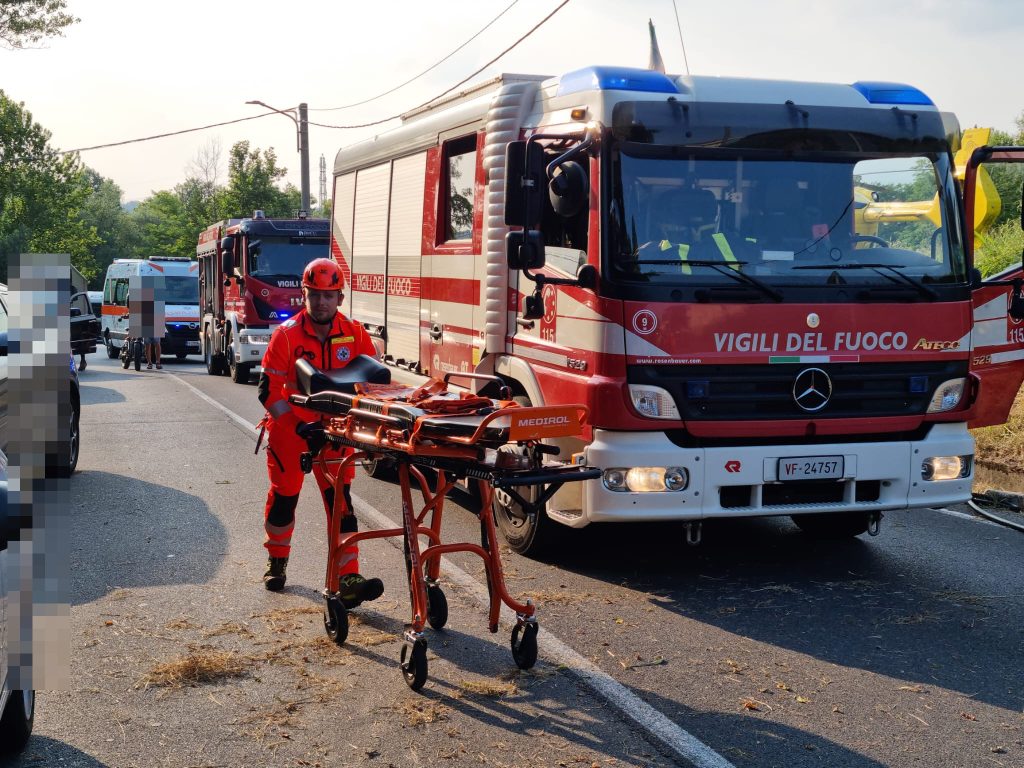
[170,373,736,768]
[168,374,262,437]
[934,507,1001,528]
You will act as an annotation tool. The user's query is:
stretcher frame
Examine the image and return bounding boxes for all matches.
[290,372,600,690]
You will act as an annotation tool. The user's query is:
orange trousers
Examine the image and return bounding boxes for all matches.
[262,423,359,576]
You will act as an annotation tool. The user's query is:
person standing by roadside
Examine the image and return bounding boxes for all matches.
[255,257,383,608]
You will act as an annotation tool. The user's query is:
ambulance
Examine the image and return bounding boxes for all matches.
[101,257,201,359]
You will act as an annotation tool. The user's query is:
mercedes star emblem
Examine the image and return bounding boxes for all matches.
[793,367,832,412]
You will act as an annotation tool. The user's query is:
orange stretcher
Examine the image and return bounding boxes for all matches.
[288,356,600,691]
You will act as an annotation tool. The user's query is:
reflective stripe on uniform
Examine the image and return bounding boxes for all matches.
[712,233,740,270]
[661,239,691,275]
[268,400,291,419]
[263,367,287,377]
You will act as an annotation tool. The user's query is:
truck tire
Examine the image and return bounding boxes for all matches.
[490,397,565,557]
[105,335,118,359]
[791,511,871,539]
[204,332,226,376]
[227,333,251,383]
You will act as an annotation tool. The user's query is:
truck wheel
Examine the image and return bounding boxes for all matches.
[105,335,118,359]
[227,334,251,383]
[791,512,871,539]
[490,398,565,557]
[204,333,226,376]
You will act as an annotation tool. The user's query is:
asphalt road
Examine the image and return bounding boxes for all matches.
[13,351,1024,768]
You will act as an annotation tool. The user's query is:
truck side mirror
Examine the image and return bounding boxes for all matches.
[220,236,236,276]
[1010,279,1024,322]
[548,160,588,218]
[504,141,544,228]
[506,230,545,270]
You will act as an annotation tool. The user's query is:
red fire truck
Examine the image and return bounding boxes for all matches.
[328,67,1024,554]
[197,211,330,383]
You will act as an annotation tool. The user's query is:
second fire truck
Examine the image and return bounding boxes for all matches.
[197,211,330,383]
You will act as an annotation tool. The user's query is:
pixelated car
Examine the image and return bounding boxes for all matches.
[0,459,34,754]
[0,285,79,474]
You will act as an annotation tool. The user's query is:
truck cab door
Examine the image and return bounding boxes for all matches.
[966,146,1024,428]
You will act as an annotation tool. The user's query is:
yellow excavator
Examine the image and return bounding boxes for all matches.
[854,127,1002,244]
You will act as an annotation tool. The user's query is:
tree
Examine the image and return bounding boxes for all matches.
[0,0,77,49]
[79,168,137,286]
[0,89,98,282]
[130,190,192,258]
[218,141,298,219]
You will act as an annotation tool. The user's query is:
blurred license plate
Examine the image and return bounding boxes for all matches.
[187,340,200,348]
[778,456,844,481]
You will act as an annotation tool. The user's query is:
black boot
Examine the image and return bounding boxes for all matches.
[263,557,288,591]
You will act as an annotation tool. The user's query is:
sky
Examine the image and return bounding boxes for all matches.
[2,0,1021,204]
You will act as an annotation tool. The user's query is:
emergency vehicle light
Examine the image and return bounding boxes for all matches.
[557,66,680,97]
[851,81,933,106]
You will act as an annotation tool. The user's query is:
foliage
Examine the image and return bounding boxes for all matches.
[0,0,77,48]
[0,89,98,282]
[219,141,299,219]
[79,168,138,284]
[975,219,1024,278]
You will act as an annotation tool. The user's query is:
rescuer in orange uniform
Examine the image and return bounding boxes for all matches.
[256,257,383,606]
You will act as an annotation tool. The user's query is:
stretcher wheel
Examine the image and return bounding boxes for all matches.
[426,585,448,630]
[323,595,349,646]
[511,621,538,670]
[400,639,429,691]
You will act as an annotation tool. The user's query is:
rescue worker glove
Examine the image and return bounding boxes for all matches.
[295,420,327,455]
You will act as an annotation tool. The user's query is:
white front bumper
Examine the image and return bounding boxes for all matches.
[575,423,973,526]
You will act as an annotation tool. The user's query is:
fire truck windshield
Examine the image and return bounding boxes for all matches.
[247,236,330,281]
[607,147,965,296]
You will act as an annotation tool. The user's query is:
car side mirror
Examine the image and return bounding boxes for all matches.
[70,307,82,318]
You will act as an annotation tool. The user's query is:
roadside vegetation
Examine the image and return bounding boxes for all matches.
[973,390,1024,487]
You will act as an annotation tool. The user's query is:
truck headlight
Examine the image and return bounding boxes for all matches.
[240,331,272,345]
[628,385,681,420]
[602,466,688,492]
[926,378,965,413]
[921,455,972,481]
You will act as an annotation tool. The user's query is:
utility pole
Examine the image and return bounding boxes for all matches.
[298,103,310,215]
[318,154,328,216]
[245,99,311,216]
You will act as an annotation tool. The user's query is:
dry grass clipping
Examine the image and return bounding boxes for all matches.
[456,678,518,698]
[519,589,591,605]
[399,700,450,727]
[348,628,394,647]
[204,621,255,639]
[142,650,250,688]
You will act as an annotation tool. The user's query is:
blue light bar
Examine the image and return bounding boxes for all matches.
[851,81,933,106]
[557,66,680,97]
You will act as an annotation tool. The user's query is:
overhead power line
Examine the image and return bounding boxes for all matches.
[58,111,289,155]
[311,0,519,112]
[57,0,572,154]
[308,0,572,130]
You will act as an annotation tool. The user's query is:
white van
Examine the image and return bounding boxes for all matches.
[101,258,201,359]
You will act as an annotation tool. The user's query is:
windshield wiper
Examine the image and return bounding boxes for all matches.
[792,263,937,300]
[630,258,783,302]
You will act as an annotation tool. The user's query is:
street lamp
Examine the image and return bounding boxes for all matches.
[245,99,311,216]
